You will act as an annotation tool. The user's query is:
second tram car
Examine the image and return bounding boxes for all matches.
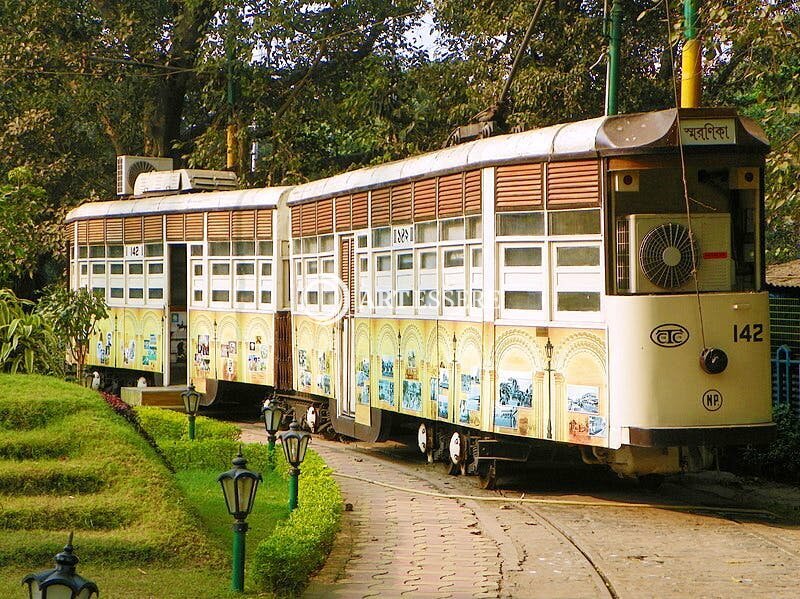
[65,107,775,482]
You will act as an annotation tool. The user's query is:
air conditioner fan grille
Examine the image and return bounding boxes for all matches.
[638,222,698,289]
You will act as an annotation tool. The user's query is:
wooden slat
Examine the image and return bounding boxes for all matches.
[340,238,355,316]
[256,209,273,240]
[77,222,88,246]
[88,219,104,244]
[123,216,142,243]
[301,202,317,236]
[64,223,75,245]
[464,170,481,215]
[105,218,123,243]
[334,195,351,232]
[317,198,333,234]
[231,210,255,239]
[390,183,412,224]
[207,211,231,240]
[496,163,543,211]
[352,192,368,229]
[546,160,600,208]
[143,215,163,242]
[371,187,390,227]
[291,205,302,238]
[166,214,184,241]
[437,173,463,218]
[184,213,204,241]
[413,178,436,221]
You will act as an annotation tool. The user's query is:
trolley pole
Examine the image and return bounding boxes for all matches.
[680,0,701,108]
[605,0,623,116]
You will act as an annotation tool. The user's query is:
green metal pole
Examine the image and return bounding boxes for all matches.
[231,521,247,592]
[605,0,623,116]
[188,415,196,441]
[267,437,275,469]
[288,468,299,511]
[681,0,701,107]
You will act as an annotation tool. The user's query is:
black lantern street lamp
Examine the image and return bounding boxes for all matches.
[261,397,285,453]
[22,532,99,599]
[181,383,201,440]
[279,420,311,511]
[218,449,262,593]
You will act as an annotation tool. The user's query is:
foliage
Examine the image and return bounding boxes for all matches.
[37,285,108,378]
[736,402,800,482]
[0,289,61,375]
[134,405,240,444]
[252,450,342,595]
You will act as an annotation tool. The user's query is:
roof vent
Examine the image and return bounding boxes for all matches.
[133,169,238,196]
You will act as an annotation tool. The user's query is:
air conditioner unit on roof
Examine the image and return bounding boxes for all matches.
[179,169,238,192]
[116,155,174,196]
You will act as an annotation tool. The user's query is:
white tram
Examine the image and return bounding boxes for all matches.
[66,107,775,481]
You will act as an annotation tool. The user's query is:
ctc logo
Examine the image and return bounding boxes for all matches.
[650,323,690,348]
[702,389,723,412]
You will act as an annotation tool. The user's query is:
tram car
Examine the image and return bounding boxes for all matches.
[65,107,775,483]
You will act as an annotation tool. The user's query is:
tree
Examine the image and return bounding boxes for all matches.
[37,286,109,379]
[0,289,61,375]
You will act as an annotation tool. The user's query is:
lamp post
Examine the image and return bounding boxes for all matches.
[181,383,201,440]
[261,397,285,467]
[22,532,99,599]
[218,449,263,593]
[279,420,311,511]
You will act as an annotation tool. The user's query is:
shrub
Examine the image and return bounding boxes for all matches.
[159,439,271,472]
[736,402,800,481]
[251,450,342,595]
[0,289,62,375]
[134,406,240,443]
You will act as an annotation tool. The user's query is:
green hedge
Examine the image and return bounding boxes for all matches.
[134,406,240,443]
[159,439,271,472]
[251,450,342,595]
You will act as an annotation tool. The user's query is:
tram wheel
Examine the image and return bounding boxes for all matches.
[637,473,664,491]
[447,431,467,476]
[477,459,498,490]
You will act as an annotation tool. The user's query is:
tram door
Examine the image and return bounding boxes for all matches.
[167,244,188,386]
[338,236,356,416]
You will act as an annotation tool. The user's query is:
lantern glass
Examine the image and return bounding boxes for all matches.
[218,451,262,519]
[220,476,237,516]
[280,421,311,467]
[283,435,300,465]
[261,400,284,434]
[46,588,71,599]
[181,385,201,415]
[237,475,258,515]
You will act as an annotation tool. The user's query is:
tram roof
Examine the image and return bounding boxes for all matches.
[286,107,769,205]
[66,186,291,223]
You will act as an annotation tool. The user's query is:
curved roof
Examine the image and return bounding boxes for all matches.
[66,186,291,223]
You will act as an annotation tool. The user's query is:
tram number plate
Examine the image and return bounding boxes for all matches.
[733,323,763,343]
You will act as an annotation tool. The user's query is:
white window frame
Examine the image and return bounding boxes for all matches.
[550,241,603,322]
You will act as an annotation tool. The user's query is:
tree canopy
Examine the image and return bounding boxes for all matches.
[0,0,798,294]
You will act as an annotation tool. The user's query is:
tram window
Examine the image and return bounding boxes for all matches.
[357,234,368,248]
[471,248,483,267]
[110,263,123,275]
[397,253,413,270]
[307,291,319,305]
[557,292,600,312]
[89,245,105,258]
[194,290,203,302]
[466,216,482,239]
[258,241,273,256]
[108,245,123,258]
[305,259,317,274]
[504,247,542,267]
[293,239,301,254]
[191,245,203,256]
[375,290,392,307]
[496,213,544,237]
[323,291,335,305]
[320,235,334,252]
[111,288,123,299]
[548,210,601,236]
[261,263,272,276]
[376,255,391,271]
[236,262,255,276]
[472,290,483,309]
[397,290,413,307]
[359,291,369,307]
[556,246,600,266]
[80,264,88,275]
[91,287,105,298]
[419,290,438,307]
[236,290,255,303]
[210,242,230,256]
[322,258,334,274]
[212,290,229,302]
[505,291,542,311]
[444,290,465,307]
[373,228,391,248]
[211,263,230,276]
[92,263,106,275]
[129,288,144,299]
[128,263,144,275]
[303,237,318,254]
[233,241,255,256]
[261,290,272,304]
[444,249,464,268]
[419,251,437,269]
[148,263,164,275]
[194,264,203,276]
[145,243,163,257]
[148,288,164,300]
[416,222,437,243]
[78,246,88,259]
[441,218,464,241]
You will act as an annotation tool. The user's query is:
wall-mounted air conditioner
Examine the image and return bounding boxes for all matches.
[626,213,732,294]
[116,156,174,196]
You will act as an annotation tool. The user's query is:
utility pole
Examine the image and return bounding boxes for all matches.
[605,0,623,116]
[680,0,701,108]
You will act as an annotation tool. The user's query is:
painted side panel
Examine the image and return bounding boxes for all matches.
[85,307,166,373]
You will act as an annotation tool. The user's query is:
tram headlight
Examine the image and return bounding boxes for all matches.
[700,347,728,374]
